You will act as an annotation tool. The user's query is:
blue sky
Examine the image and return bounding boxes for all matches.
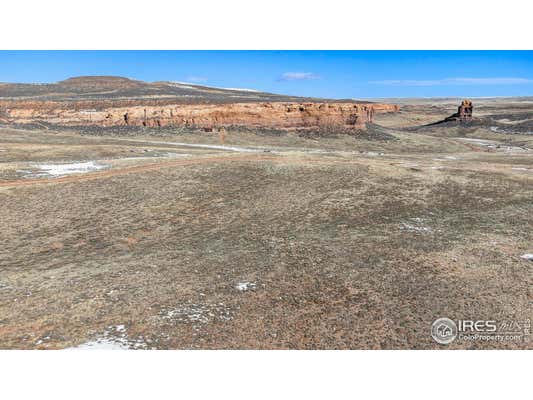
[0,51,532,98]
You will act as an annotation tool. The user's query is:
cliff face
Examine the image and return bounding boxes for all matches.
[0,101,399,130]
[0,76,399,131]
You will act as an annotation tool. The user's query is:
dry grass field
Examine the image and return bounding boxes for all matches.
[0,98,532,349]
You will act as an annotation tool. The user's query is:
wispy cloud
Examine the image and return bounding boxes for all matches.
[278,72,320,81]
[186,76,208,83]
[369,77,533,86]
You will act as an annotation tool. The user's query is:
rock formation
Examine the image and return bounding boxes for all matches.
[444,99,474,122]
[0,76,399,132]
[0,100,399,131]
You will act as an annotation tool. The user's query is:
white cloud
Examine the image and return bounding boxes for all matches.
[369,77,533,86]
[186,76,208,83]
[278,72,320,81]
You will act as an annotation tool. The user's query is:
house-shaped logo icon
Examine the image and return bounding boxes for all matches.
[431,318,458,344]
[437,323,453,338]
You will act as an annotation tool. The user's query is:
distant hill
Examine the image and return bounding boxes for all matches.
[0,75,358,104]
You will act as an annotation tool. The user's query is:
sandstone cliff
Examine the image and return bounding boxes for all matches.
[1,101,398,130]
[0,76,399,131]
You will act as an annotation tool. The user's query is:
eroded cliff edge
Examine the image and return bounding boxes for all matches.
[0,100,399,130]
[0,76,399,131]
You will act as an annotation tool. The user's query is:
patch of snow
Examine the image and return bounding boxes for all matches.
[434,156,458,161]
[236,282,257,292]
[127,139,265,153]
[35,335,52,346]
[520,254,533,261]
[38,161,107,176]
[160,302,233,324]
[496,118,532,125]
[512,167,530,171]
[19,161,108,178]
[220,87,260,92]
[69,338,132,350]
[166,82,202,89]
[459,138,498,146]
[65,324,147,350]
[118,156,158,161]
[118,153,190,161]
[167,81,259,92]
[459,137,528,153]
[400,218,433,234]
[401,224,432,233]
[164,152,190,158]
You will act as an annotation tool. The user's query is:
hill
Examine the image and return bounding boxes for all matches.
[0,75,330,103]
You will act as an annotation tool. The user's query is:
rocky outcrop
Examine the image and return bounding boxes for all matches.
[444,99,474,122]
[0,76,400,132]
[1,100,399,131]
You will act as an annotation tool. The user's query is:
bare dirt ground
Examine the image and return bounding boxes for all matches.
[0,99,532,349]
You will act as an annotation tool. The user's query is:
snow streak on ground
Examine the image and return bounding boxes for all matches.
[221,87,260,92]
[236,282,257,291]
[458,138,529,152]
[128,139,267,153]
[67,324,147,350]
[400,218,433,234]
[160,302,233,324]
[119,152,191,161]
[70,338,132,350]
[18,161,108,178]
